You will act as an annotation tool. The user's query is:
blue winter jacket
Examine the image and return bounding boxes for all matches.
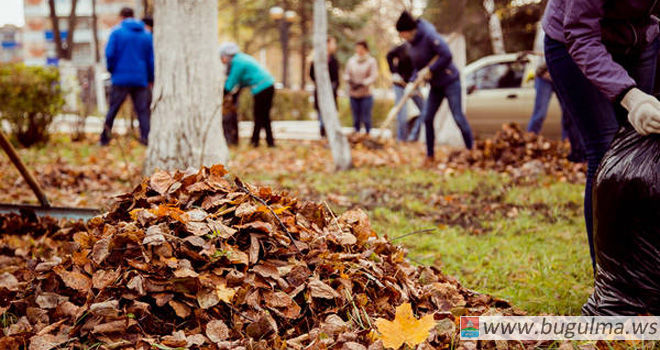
[408,19,459,88]
[224,53,274,95]
[105,19,154,87]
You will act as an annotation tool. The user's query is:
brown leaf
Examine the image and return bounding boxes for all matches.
[92,319,134,334]
[169,300,192,319]
[249,234,260,265]
[197,288,220,309]
[90,299,119,317]
[7,316,32,335]
[206,319,230,343]
[54,266,92,292]
[246,313,278,339]
[92,269,120,290]
[28,334,69,350]
[0,272,20,291]
[207,220,237,238]
[127,274,146,295]
[263,290,300,319]
[35,293,68,309]
[308,278,340,299]
[150,170,177,195]
[235,202,257,217]
[91,237,111,265]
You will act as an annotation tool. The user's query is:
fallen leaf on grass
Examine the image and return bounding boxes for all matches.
[374,302,436,349]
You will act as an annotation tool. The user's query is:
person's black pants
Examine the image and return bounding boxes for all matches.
[251,86,275,147]
[101,85,151,145]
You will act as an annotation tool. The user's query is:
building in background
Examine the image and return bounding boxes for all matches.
[23,0,138,67]
[0,25,23,63]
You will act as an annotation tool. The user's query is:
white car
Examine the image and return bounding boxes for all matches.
[463,52,563,138]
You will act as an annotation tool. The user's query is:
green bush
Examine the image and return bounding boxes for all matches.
[0,64,64,147]
[237,89,314,121]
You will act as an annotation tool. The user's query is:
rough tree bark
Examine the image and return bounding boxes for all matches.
[145,0,229,175]
[483,0,505,55]
[313,0,352,170]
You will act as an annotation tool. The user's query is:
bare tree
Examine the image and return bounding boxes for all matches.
[313,0,352,171]
[483,0,505,54]
[47,0,79,59]
[145,0,229,175]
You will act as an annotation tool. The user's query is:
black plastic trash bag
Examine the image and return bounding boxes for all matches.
[582,127,660,315]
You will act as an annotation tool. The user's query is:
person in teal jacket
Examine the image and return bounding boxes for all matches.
[220,42,276,147]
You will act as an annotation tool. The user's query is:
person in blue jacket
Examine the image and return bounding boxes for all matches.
[220,43,276,147]
[101,7,154,146]
[396,11,474,163]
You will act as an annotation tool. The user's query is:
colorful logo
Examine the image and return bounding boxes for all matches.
[461,316,480,338]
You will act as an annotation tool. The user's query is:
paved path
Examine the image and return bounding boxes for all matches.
[50,115,393,140]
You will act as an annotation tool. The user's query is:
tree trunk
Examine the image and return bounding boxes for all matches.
[64,0,79,60]
[483,0,505,55]
[91,0,100,62]
[145,0,229,175]
[299,0,308,89]
[47,0,65,59]
[313,0,352,170]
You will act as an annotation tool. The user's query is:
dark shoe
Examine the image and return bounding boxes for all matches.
[320,127,326,137]
[139,138,148,146]
[422,156,435,168]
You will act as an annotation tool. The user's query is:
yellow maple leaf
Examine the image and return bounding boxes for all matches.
[257,205,290,215]
[215,283,236,304]
[374,303,435,349]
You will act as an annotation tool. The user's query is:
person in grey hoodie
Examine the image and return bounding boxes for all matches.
[542,0,660,274]
[344,41,378,133]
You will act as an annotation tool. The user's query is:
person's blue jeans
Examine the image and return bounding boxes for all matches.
[393,84,425,141]
[350,96,374,133]
[545,35,658,272]
[527,77,554,134]
[421,79,474,156]
[101,85,151,145]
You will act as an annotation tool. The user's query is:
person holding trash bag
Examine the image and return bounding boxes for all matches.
[396,11,474,163]
[220,42,276,148]
[387,43,426,142]
[542,0,660,279]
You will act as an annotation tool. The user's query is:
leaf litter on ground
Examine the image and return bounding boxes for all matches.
[0,164,556,350]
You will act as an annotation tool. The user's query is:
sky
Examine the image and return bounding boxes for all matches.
[0,0,24,27]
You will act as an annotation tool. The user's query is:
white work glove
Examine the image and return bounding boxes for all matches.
[392,73,405,85]
[621,88,660,135]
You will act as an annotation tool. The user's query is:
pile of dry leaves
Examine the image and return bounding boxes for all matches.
[446,124,586,183]
[0,166,522,350]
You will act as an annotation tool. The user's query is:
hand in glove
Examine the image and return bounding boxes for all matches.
[417,67,432,82]
[621,88,660,135]
[392,73,405,85]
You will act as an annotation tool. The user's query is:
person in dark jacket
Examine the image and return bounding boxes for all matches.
[387,43,425,141]
[396,11,474,161]
[526,60,585,162]
[310,36,340,137]
[220,42,276,147]
[101,7,154,146]
[543,0,660,274]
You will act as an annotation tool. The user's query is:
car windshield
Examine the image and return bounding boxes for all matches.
[467,61,526,91]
